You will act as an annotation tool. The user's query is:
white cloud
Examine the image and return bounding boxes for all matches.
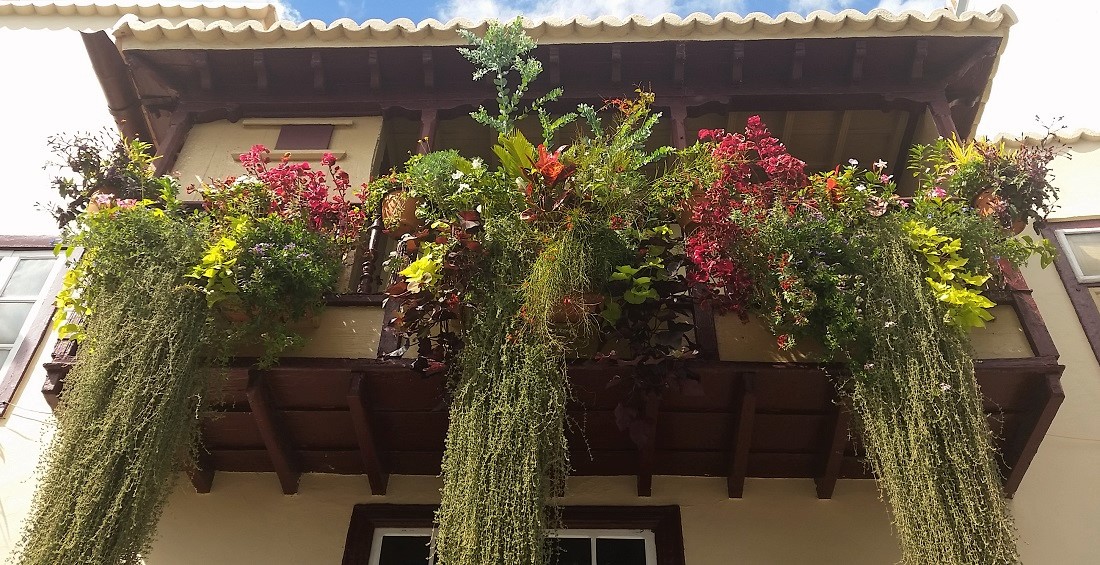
[873,0,947,13]
[269,0,302,22]
[437,0,746,22]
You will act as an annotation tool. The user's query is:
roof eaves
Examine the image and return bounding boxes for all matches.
[112,6,1017,51]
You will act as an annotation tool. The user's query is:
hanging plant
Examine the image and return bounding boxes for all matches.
[17,190,217,565]
[679,119,1058,563]
[368,20,688,565]
[19,135,368,563]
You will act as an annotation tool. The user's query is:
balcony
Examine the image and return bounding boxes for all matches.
[42,282,1063,500]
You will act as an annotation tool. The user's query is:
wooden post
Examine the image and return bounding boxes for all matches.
[246,370,302,494]
[348,373,389,494]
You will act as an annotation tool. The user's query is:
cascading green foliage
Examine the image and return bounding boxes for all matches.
[851,227,1018,564]
[15,206,216,564]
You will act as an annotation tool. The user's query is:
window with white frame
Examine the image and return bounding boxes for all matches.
[368,527,656,565]
[1055,227,1100,283]
[0,250,64,380]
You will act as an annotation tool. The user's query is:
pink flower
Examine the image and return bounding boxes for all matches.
[321,152,337,167]
[116,199,138,209]
[93,193,115,205]
[927,187,947,199]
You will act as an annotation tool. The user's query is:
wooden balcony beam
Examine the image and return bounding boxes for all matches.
[814,401,851,499]
[790,40,805,83]
[368,48,380,90]
[674,42,686,87]
[348,372,389,495]
[246,370,302,494]
[727,372,756,498]
[422,48,434,90]
[909,39,928,82]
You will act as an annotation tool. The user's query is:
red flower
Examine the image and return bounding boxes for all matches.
[534,144,566,185]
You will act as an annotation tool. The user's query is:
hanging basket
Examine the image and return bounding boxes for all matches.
[974,190,1026,235]
[549,292,604,324]
[381,190,424,236]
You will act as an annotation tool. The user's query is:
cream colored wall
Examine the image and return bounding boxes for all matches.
[148,474,899,565]
[1045,138,1100,221]
[0,329,60,558]
[174,117,384,195]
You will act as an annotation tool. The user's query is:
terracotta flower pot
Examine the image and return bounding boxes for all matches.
[550,292,604,324]
[381,191,423,236]
[974,190,1027,235]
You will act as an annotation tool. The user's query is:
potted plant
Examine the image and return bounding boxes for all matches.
[910,134,1061,234]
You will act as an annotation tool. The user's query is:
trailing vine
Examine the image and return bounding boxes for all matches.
[16,203,217,565]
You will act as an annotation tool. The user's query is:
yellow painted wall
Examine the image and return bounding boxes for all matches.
[174,117,384,194]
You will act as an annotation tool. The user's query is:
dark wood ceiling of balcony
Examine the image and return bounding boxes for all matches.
[123,34,1000,136]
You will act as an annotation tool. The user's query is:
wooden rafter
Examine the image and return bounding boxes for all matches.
[548,45,560,84]
[193,51,212,91]
[910,39,928,82]
[153,110,194,176]
[348,372,389,495]
[246,370,302,494]
[727,372,756,498]
[669,102,687,150]
[368,48,380,90]
[830,110,852,165]
[1003,372,1064,497]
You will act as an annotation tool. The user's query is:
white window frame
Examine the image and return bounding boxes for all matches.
[1054,227,1100,284]
[0,250,66,381]
[368,527,657,565]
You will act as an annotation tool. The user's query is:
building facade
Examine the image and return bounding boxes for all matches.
[2,3,1099,564]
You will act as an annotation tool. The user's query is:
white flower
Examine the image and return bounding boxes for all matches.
[874,159,888,169]
[848,158,859,165]
[451,170,464,180]
[457,183,470,192]
[515,177,526,190]
[470,158,483,169]
[232,175,259,187]
[940,383,952,392]
[855,184,867,192]
[863,362,875,370]
[884,321,895,328]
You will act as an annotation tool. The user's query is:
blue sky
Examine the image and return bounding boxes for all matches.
[275,0,944,24]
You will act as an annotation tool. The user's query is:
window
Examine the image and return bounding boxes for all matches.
[366,527,656,565]
[1055,227,1100,283]
[0,240,65,414]
[343,505,684,565]
[1045,221,1100,363]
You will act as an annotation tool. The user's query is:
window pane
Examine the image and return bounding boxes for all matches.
[377,535,432,564]
[1064,231,1100,277]
[0,302,34,343]
[2,258,54,297]
[554,538,592,565]
[596,538,647,565]
[0,348,9,369]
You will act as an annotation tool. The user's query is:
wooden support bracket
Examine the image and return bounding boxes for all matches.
[246,370,302,494]
[814,401,851,499]
[637,394,660,497]
[611,44,622,85]
[253,51,268,92]
[311,50,326,93]
[1003,371,1065,498]
[790,41,805,83]
[850,40,866,84]
[367,48,380,90]
[674,42,686,87]
[153,110,193,176]
[187,446,216,494]
[348,372,389,495]
[727,373,756,498]
[731,42,744,84]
